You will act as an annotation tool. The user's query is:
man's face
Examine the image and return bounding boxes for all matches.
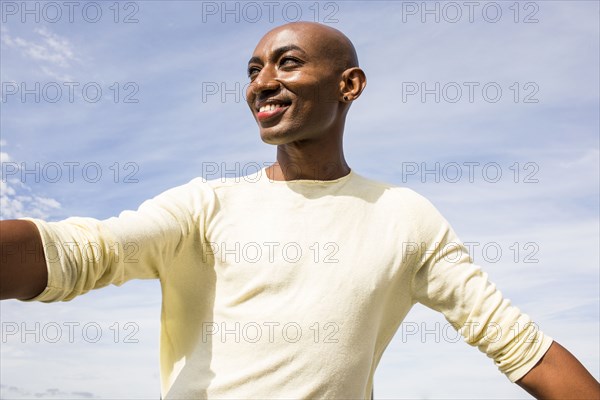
[246,27,343,145]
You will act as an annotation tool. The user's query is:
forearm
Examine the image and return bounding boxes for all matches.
[517,341,600,399]
[0,220,48,300]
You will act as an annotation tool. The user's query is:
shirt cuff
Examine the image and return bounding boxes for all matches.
[505,334,554,383]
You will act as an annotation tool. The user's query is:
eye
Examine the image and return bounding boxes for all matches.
[247,65,261,79]
[279,56,302,68]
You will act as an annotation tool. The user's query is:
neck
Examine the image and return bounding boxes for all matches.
[267,134,350,181]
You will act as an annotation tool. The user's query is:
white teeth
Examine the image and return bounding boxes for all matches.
[259,104,286,113]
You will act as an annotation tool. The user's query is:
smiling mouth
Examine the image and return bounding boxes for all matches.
[256,104,290,122]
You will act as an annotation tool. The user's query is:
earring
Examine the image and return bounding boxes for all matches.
[343,96,349,101]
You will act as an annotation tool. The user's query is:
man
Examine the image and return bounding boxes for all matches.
[1,22,598,399]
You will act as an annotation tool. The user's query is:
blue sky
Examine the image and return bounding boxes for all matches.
[1,1,598,398]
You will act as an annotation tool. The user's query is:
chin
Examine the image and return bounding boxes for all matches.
[259,128,298,145]
[260,134,288,146]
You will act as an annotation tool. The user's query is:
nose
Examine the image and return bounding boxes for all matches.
[248,64,280,97]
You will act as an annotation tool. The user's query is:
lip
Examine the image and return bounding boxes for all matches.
[255,96,291,111]
[256,105,290,122]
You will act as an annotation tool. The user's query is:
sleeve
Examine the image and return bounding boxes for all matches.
[407,192,553,383]
[19,178,213,303]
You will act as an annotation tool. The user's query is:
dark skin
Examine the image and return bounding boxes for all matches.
[1,21,598,399]
[245,22,366,181]
[0,219,47,300]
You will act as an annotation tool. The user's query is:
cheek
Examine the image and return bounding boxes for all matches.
[286,78,340,108]
[245,85,255,105]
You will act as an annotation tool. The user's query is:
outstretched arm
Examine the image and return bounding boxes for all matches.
[516,341,600,399]
[0,220,48,300]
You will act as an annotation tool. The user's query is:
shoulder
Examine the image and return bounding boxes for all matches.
[350,172,451,236]
[137,176,219,223]
[351,172,439,211]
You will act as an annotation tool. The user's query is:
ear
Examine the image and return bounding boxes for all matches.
[339,67,367,102]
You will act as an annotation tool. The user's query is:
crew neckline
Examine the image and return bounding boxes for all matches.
[259,167,354,184]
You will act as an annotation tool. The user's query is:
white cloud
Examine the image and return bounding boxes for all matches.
[0,144,62,220]
[559,148,600,169]
[4,27,77,67]
[0,384,97,399]
[1,26,78,80]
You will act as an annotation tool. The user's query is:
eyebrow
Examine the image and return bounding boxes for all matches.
[247,45,308,66]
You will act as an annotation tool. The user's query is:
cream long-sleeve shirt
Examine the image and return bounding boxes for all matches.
[24,168,553,399]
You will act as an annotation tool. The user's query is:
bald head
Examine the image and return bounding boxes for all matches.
[246,21,367,147]
[256,22,359,72]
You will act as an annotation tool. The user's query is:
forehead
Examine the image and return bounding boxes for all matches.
[251,27,320,59]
